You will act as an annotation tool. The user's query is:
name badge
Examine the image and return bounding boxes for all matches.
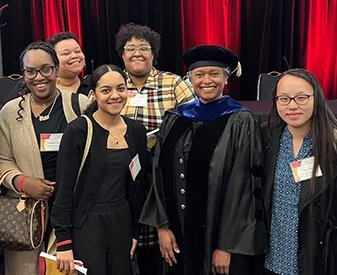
[129,154,141,181]
[40,133,63,152]
[290,156,323,183]
[129,94,148,107]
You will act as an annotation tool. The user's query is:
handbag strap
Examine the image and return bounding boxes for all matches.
[73,115,93,193]
[30,200,45,249]
[47,115,93,255]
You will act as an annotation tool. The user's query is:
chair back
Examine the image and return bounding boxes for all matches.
[0,74,23,109]
[256,71,281,101]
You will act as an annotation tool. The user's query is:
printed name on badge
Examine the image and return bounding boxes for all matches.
[40,133,63,152]
[290,156,323,183]
[129,154,141,181]
[129,94,148,107]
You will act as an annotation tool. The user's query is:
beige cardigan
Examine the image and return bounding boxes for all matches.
[0,91,88,193]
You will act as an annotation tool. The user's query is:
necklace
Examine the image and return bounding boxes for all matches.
[108,118,127,145]
[93,112,126,146]
[108,132,120,145]
[31,97,54,111]
[31,92,59,122]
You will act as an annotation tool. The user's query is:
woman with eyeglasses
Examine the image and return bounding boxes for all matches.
[3,32,90,106]
[115,22,196,275]
[0,41,88,275]
[262,68,337,275]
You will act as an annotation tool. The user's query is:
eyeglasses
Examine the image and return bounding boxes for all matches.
[123,45,152,54]
[23,65,55,80]
[275,94,314,106]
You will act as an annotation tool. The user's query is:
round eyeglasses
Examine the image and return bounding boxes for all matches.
[275,94,314,106]
[123,45,152,54]
[22,65,55,80]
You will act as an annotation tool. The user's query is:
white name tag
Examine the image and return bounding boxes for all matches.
[129,154,141,181]
[129,94,148,107]
[290,156,323,183]
[40,133,63,152]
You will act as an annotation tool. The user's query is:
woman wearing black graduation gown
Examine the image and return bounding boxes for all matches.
[140,45,266,275]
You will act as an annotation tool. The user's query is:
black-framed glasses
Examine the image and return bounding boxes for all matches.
[22,65,55,80]
[123,45,152,54]
[275,94,314,106]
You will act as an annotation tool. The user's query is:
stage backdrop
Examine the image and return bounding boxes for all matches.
[0,0,336,100]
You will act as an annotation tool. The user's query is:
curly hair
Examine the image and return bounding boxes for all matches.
[46,31,79,48]
[115,22,161,62]
[268,68,337,192]
[16,41,59,121]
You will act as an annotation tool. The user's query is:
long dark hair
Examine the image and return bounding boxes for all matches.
[268,68,337,192]
[83,64,127,115]
[16,41,59,121]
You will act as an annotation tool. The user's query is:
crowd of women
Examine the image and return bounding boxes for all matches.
[0,22,336,275]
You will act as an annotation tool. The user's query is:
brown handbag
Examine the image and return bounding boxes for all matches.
[0,193,45,251]
[0,169,45,251]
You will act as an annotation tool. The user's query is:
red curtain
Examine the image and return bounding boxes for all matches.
[318,0,337,99]
[31,0,44,41]
[30,0,83,46]
[321,0,337,98]
[180,0,242,97]
[181,0,337,99]
[43,0,65,38]
[10,0,337,99]
[305,0,337,99]
[181,0,241,53]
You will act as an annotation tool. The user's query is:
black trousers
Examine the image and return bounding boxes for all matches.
[137,245,163,275]
[166,253,265,275]
[72,200,132,275]
[263,268,279,275]
[228,254,265,275]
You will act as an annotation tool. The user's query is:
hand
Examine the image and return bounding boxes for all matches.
[212,249,231,274]
[130,238,138,259]
[56,250,76,274]
[157,228,180,266]
[15,176,55,200]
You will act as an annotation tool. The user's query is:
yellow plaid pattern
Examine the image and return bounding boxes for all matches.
[122,68,196,131]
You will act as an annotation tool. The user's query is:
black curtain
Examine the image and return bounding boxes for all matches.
[80,0,183,76]
[239,0,306,100]
[0,0,34,75]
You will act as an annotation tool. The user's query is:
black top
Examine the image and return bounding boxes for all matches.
[32,96,67,181]
[51,114,148,251]
[76,76,91,95]
[93,148,131,203]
